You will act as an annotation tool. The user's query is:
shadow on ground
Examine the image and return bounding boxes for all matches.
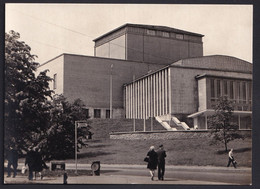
[77,151,115,159]
[216,147,251,155]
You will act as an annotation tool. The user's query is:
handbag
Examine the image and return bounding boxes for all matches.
[21,165,27,174]
[144,157,149,162]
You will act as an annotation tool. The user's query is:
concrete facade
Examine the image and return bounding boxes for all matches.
[37,23,252,130]
[38,54,164,119]
[124,55,252,129]
[94,24,203,65]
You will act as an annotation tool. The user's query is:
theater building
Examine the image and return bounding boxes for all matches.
[124,55,252,130]
[37,23,252,130]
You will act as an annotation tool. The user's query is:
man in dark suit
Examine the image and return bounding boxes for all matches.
[6,145,19,178]
[157,144,167,180]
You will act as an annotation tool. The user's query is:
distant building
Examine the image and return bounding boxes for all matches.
[37,23,252,130]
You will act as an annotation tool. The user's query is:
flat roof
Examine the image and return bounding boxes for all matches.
[93,23,204,42]
[188,109,252,118]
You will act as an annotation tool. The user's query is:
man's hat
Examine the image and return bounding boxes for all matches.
[159,144,163,148]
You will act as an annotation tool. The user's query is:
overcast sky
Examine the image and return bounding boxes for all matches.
[5,4,253,64]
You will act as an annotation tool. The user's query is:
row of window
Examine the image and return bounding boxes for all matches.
[146,29,184,40]
[210,78,252,103]
[84,109,111,119]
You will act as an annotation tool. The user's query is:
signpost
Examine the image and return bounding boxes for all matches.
[75,120,88,174]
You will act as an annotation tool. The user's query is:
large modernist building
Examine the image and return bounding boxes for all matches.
[37,23,252,130]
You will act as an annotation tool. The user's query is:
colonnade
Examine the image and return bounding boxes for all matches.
[125,68,171,119]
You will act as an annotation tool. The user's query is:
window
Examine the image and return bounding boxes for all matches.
[94,109,101,118]
[176,34,184,40]
[162,32,170,37]
[242,82,246,102]
[237,81,241,102]
[53,74,57,89]
[147,29,155,35]
[210,79,215,100]
[216,80,221,97]
[230,81,234,100]
[106,110,110,119]
[223,80,228,96]
[248,82,252,103]
[83,109,89,119]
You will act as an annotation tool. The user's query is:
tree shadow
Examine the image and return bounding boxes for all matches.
[216,147,251,154]
[88,144,110,148]
[77,151,115,159]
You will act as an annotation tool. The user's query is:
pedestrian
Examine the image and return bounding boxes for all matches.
[227,148,237,168]
[146,146,158,180]
[63,171,68,184]
[6,145,19,178]
[33,147,48,180]
[25,146,35,180]
[157,144,167,181]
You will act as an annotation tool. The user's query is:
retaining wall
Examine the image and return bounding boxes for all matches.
[109,130,251,140]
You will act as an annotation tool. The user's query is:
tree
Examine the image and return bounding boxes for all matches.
[40,95,91,160]
[208,96,243,152]
[5,31,91,160]
[5,30,53,152]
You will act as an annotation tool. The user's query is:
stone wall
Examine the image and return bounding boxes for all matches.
[110,130,251,140]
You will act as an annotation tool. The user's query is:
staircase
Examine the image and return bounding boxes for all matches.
[87,118,166,139]
[155,114,190,131]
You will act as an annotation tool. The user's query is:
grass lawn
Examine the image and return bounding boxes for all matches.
[66,137,251,167]
[64,119,251,167]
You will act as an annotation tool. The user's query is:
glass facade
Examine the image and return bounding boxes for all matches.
[209,78,252,111]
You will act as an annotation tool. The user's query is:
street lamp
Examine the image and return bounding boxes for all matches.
[110,64,113,119]
[75,120,88,174]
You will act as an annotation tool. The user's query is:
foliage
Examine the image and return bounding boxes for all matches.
[208,96,244,152]
[5,31,91,160]
[5,30,53,152]
[40,95,91,160]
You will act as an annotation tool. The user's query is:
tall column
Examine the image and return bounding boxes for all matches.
[129,84,132,118]
[156,72,159,116]
[153,74,156,117]
[148,76,150,118]
[125,87,128,118]
[138,81,141,119]
[165,69,168,114]
[205,115,208,130]
[143,79,145,119]
[140,80,142,119]
[144,78,147,119]
[135,81,137,119]
[158,71,162,115]
[162,70,165,115]
[168,68,172,115]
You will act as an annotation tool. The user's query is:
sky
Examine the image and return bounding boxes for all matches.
[5,4,253,64]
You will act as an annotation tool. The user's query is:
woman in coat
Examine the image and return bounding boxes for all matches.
[32,148,48,180]
[146,146,158,180]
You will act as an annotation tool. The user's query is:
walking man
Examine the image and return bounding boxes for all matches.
[157,144,167,180]
[6,145,18,178]
[227,148,237,168]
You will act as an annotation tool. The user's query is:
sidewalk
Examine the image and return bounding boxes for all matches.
[3,163,251,185]
[13,162,251,172]
[4,173,235,185]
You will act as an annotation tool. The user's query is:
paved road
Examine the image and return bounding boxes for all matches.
[3,163,251,185]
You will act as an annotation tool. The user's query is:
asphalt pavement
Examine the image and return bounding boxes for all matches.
[3,163,251,185]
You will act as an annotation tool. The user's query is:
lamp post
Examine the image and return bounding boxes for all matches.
[75,120,88,174]
[110,64,113,119]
